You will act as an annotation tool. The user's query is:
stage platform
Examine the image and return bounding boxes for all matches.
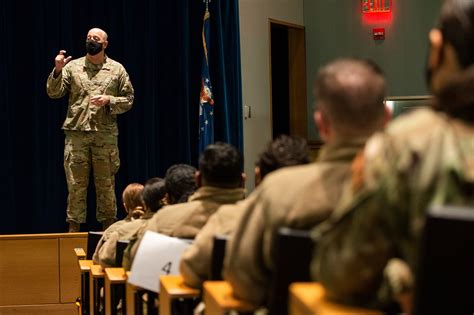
[0,232,88,314]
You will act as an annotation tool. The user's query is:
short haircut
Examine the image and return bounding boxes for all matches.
[314,58,386,137]
[88,27,108,40]
[142,177,166,213]
[439,0,474,68]
[165,164,198,204]
[122,183,144,212]
[199,142,243,188]
[256,135,311,179]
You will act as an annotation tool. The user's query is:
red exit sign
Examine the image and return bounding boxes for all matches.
[362,0,393,24]
[363,0,391,13]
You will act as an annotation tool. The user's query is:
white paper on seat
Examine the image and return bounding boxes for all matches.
[128,231,192,292]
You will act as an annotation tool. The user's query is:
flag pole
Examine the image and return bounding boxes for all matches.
[199,0,215,155]
[204,0,211,12]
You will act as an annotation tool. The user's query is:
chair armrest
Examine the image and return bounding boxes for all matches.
[289,282,383,315]
[77,260,93,315]
[105,268,127,315]
[78,260,93,273]
[90,264,105,278]
[75,248,87,260]
[89,265,105,315]
[105,267,127,284]
[160,275,201,315]
[126,272,138,315]
[203,281,258,315]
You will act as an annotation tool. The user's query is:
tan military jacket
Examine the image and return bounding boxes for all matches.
[123,186,245,270]
[223,140,367,305]
[179,201,247,288]
[92,218,131,265]
[312,107,474,308]
[46,56,134,135]
[93,218,146,268]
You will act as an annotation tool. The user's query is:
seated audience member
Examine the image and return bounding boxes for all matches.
[223,58,389,305]
[125,142,246,269]
[92,183,144,263]
[122,183,146,221]
[93,178,165,267]
[311,0,474,310]
[180,135,311,288]
[164,164,198,204]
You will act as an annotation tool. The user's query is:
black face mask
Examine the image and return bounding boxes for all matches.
[86,40,103,56]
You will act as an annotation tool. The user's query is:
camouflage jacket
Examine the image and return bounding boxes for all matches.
[312,96,474,307]
[46,56,134,135]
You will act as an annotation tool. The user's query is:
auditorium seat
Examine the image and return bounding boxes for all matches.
[104,267,127,315]
[414,205,474,314]
[78,259,94,315]
[103,239,130,315]
[75,231,104,314]
[159,275,200,315]
[125,271,139,315]
[159,234,229,315]
[90,264,105,315]
[203,228,313,314]
[268,228,313,315]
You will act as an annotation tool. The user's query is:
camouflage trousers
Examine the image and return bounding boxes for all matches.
[64,130,120,223]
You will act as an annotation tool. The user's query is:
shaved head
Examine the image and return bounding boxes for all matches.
[87,28,108,41]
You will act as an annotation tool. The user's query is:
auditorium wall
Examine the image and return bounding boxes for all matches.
[304,0,444,140]
[239,0,305,191]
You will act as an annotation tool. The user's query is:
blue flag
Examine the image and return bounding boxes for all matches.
[198,6,214,154]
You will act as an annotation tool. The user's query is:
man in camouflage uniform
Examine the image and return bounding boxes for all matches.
[223,59,389,306]
[46,28,134,232]
[312,0,474,311]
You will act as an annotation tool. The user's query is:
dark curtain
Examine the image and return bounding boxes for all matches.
[0,0,243,234]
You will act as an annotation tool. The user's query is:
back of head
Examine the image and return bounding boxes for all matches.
[199,142,243,188]
[315,58,386,138]
[142,177,166,213]
[439,0,474,69]
[431,0,474,122]
[122,183,144,213]
[256,135,311,180]
[165,164,198,204]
